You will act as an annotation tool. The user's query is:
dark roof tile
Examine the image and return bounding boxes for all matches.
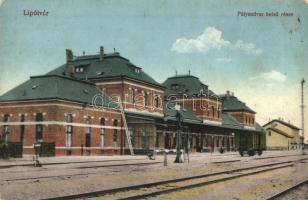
[0,75,118,108]
[46,53,163,89]
[162,75,219,98]
[220,95,256,114]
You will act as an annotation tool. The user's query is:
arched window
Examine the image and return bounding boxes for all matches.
[35,113,43,142]
[154,95,160,108]
[100,118,105,148]
[130,89,136,104]
[66,114,73,147]
[143,92,148,107]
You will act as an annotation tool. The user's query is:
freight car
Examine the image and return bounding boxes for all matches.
[235,131,266,156]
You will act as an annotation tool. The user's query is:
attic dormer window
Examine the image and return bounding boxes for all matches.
[75,67,84,73]
[134,68,140,73]
[32,85,38,90]
[171,84,179,90]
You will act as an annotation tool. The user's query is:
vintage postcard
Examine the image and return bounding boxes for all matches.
[0,0,307,199]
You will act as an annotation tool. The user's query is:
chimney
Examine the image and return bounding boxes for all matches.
[231,92,234,96]
[66,49,74,77]
[226,90,230,99]
[99,46,104,62]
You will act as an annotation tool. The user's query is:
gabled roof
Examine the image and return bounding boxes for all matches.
[46,52,163,89]
[263,119,300,130]
[219,95,256,114]
[0,75,118,108]
[266,127,294,138]
[162,75,219,98]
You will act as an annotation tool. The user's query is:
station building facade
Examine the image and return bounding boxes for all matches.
[263,119,301,150]
[0,47,265,156]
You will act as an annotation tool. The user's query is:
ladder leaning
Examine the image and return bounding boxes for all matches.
[119,102,134,156]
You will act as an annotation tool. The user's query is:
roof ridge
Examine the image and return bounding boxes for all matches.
[167,75,199,79]
[74,52,129,62]
[263,119,300,130]
[30,74,95,86]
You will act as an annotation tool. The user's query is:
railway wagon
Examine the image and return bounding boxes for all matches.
[235,131,266,156]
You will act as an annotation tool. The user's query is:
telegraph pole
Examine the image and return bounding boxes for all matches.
[301,78,305,152]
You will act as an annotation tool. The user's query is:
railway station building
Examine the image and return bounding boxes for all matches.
[0,47,266,156]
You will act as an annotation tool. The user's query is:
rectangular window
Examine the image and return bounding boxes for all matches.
[35,113,43,142]
[3,114,10,142]
[66,114,73,147]
[113,120,118,146]
[20,114,25,143]
[85,117,91,147]
[100,118,105,148]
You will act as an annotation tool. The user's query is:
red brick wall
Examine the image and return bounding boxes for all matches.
[94,79,164,116]
[228,111,255,127]
[0,100,123,156]
[169,96,223,122]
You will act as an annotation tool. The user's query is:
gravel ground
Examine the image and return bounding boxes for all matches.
[148,162,308,200]
[0,150,306,200]
[274,182,308,200]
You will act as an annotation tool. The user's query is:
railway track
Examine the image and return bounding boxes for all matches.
[254,154,303,160]
[44,158,308,200]
[266,179,308,200]
[0,161,162,183]
[0,158,148,169]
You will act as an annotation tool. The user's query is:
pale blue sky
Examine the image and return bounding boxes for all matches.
[0,0,307,131]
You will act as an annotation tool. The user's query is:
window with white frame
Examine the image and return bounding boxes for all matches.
[130,89,136,104]
[100,118,105,148]
[85,116,91,147]
[35,113,43,142]
[3,114,10,142]
[66,114,73,148]
[143,92,148,107]
[113,119,118,146]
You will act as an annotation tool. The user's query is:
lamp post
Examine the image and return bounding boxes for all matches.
[174,104,183,163]
[301,78,305,153]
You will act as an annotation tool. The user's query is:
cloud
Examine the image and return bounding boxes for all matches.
[232,40,262,55]
[250,70,287,82]
[171,26,262,55]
